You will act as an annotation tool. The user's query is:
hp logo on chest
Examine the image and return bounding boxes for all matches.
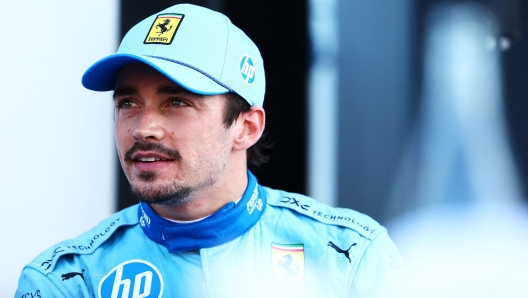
[98,259,164,298]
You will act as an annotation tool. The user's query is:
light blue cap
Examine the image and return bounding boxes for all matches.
[82,4,265,106]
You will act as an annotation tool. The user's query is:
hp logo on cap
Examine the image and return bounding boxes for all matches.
[240,55,255,84]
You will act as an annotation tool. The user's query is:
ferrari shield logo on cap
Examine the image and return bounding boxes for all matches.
[272,243,305,293]
[144,13,184,45]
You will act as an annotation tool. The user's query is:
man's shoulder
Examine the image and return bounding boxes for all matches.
[25,204,139,274]
[263,186,384,240]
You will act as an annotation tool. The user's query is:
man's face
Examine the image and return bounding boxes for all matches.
[114,63,234,205]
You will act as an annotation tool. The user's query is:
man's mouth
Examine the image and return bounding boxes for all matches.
[137,157,170,162]
[129,152,175,172]
[124,142,181,163]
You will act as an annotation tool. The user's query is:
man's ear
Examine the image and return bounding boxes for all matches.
[232,106,265,151]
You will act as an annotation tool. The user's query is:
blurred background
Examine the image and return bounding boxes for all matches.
[2,0,528,296]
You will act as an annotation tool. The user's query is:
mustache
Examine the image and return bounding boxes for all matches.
[124,142,182,161]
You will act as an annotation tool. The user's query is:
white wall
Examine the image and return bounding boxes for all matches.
[0,1,118,295]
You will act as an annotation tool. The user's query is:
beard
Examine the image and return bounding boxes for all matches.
[124,142,194,206]
[130,175,194,206]
[122,139,229,206]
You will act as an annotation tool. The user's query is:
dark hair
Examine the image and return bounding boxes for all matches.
[223,92,272,169]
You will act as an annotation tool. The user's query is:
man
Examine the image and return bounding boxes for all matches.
[16,4,404,297]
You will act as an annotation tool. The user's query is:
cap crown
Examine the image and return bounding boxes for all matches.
[83,4,265,106]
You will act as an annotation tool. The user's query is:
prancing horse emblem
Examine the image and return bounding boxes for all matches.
[277,254,298,280]
[156,19,173,36]
[328,241,356,263]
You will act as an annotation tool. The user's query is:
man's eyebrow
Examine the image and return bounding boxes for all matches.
[112,85,203,99]
[113,86,137,99]
[157,85,203,98]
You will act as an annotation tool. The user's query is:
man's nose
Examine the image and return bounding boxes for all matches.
[132,109,164,141]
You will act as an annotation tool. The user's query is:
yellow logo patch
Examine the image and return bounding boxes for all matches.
[144,13,184,45]
[272,243,305,293]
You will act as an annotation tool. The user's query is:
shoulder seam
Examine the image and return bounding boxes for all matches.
[265,188,382,239]
[347,228,390,292]
[32,206,139,273]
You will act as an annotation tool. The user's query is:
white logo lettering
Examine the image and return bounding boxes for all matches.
[139,208,151,228]
[110,265,131,298]
[247,185,261,215]
[256,198,263,211]
[241,61,255,81]
[132,271,152,298]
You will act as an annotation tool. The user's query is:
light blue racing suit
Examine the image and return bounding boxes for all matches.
[15,172,405,297]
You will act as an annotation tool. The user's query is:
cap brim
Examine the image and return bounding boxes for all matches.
[81,53,229,95]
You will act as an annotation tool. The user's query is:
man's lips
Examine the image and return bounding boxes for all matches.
[129,152,175,172]
[137,157,168,162]
[130,152,174,162]
[124,142,182,168]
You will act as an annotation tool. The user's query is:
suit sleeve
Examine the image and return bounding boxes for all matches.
[348,230,407,298]
[15,267,68,298]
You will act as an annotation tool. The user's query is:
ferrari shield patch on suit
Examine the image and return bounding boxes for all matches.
[272,243,305,293]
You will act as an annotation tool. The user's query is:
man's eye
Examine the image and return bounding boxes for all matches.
[117,99,136,108]
[170,98,187,106]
